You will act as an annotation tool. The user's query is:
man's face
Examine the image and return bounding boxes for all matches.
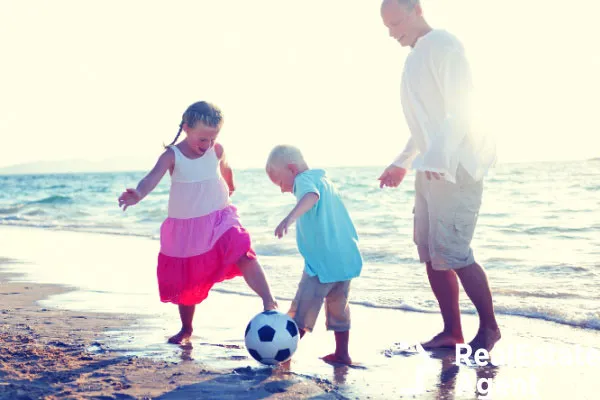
[381,0,421,48]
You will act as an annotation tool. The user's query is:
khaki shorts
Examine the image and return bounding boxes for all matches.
[413,166,483,270]
[288,272,351,332]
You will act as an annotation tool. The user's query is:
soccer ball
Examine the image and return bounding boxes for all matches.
[244,310,300,365]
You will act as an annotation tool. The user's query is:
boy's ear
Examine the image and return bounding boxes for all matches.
[288,163,298,174]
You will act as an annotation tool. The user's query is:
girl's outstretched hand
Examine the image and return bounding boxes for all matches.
[118,188,142,211]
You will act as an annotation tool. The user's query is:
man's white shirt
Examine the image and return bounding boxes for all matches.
[393,29,496,183]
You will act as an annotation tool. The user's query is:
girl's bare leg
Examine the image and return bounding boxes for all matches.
[168,305,195,344]
[237,255,278,310]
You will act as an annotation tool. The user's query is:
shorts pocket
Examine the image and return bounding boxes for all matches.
[453,211,478,245]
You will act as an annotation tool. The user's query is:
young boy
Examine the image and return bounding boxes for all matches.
[265,144,363,365]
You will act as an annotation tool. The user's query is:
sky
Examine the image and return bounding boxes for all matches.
[1,0,599,171]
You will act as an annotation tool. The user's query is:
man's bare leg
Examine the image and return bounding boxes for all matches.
[456,262,501,352]
[168,305,195,344]
[237,255,278,310]
[422,262,465,349]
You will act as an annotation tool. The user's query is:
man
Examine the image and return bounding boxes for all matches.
[379,0,501,352]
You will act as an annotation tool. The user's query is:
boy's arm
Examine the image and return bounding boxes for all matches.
[275,192,319,238]
[215,143,235,195]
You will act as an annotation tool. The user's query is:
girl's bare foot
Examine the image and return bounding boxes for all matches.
[321,353,352,366]
[168,328,193,344]
[421,331,464,349]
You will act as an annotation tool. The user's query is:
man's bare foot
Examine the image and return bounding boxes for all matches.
[263,299,278,311]
[468,327,501,352]
[321,353,352,366]
[168,329,193,344]
[421,332,464,350]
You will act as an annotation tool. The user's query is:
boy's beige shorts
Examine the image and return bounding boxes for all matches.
[288,272,351,332]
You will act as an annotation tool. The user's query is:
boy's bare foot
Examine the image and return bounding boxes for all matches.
[468,327,501,353]
[321,353,352,366]
[168,329,193,344]
[263,299,278,311]
[421,331,464,349]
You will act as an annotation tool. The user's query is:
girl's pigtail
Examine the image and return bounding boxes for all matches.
[164,121,184,148]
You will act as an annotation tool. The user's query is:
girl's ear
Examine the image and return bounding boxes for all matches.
[181,123,189,133]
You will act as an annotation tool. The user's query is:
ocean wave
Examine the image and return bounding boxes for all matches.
[524,226,594,234]
[0,206,24,215]
[212,288,599,330]
[531,264,590,275]
[0,216,22,221]
[27,195,73,205]
[21,208,48,216]
[494,305,600,331]
[0,220,155,240]
[352,302,600,331]
[494,287,586,299]
[253,244,300,257]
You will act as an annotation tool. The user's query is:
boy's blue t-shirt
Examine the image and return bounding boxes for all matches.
[293,169,363,283]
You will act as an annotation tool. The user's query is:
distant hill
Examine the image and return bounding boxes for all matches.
[0,157,155,175]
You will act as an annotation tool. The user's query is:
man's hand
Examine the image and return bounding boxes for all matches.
[425,171,444,180]
[378,165,407,188]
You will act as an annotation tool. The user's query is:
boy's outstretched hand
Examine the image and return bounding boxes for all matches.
[275,216,293,238]
[118,188,142,211]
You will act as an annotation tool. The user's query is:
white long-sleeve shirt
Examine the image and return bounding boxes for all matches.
[393,29,496,183]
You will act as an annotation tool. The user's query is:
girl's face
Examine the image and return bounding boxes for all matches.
[183,122,220,156]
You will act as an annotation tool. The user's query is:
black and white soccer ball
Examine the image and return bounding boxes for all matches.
[244,310,300,365]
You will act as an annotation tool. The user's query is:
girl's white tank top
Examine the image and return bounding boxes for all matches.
[167,145,230,219]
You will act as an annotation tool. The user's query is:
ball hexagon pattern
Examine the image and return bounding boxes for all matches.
[244,310,300,365]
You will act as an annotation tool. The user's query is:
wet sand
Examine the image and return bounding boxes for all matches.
[0,264,341,399]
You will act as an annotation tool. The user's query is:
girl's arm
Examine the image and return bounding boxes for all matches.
[118,149,174,210]
[215,143,235,195]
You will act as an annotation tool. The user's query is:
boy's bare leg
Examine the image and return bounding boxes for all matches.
[321,331,352,365]
[422,262,465,349]
[456,262,501,352]
[279,329,306,369]
[237,255,278,310]
[168,305,195,344]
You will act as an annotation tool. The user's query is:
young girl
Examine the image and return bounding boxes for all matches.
[118,101,278,344]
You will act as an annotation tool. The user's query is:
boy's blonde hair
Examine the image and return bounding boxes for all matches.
[266,145,308,170]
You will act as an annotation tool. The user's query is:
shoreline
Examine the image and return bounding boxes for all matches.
[0,261,342,399]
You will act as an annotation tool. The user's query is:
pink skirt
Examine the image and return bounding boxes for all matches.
[157,205,253,305]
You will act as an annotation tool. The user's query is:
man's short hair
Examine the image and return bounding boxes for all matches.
[397,0,420,9]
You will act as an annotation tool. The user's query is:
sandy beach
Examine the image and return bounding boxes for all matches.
[0,264,343,399]
[1,226,599,399]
